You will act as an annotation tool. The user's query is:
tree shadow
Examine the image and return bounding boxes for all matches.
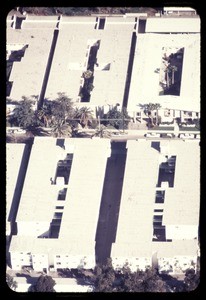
[158,273,185,292]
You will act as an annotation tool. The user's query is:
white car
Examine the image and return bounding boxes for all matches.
[145,133,160,138]
[15,129,26,134]
[179,133,194,139]
[166,133,173,138]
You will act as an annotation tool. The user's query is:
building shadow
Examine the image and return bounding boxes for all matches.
[95,141,127,265]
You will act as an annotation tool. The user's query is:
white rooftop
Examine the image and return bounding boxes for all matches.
[13,137,111,256]
[115,140,159,246]
[162,140,200,225]
[6,143,25,235]
[45,17,134,109]
[127,30,200,113]
[163,7,197,12]
[111,139,200,259]
[146,17,200,33]
[7,19,56,101]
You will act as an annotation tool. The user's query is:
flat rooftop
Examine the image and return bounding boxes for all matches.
[127,30,200,113]
[111,139,200,259]
[45,16,134,108]
[146,17,200,33]
[13,137,111,255]
[7,17,57,101]
[6,143,25,234]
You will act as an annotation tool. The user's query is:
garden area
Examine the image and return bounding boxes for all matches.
[15,7,160,16]
[79,41,100,102]
[6,94,131,140]
[159,47,184,96]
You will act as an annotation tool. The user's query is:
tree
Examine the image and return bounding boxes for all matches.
[73,107,93,128]
[194,118,200,130]
[165,65,170,88]
[93,125,111,138]
[104,106,131,130]
[93,259,116,292]
[170,65,178,85]
[143,103,161,126]
[119,267,168,292]
[52,120,72,137]
[29,275,56,292]
[92,261,169,292]
[9,97,38,129]
[37,104,52,128]
[83,70,93,79]
[183,268,200,291]
[6,274,17,291]
[51,93,74,123]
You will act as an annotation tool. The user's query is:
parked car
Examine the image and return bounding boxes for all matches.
[7,127,26,134]
[179,133,194,139]
[145,133,160,138]
[15,128,26,134]
[166,133,174,138]
[161,133,175,138]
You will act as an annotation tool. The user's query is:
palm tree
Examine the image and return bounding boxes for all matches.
[170,65,178,84]
[83,70,93,79]
[52,93,74,123]
[52,120,72,138]
[6,274,17,291]
[9,97,37,129]
[74,107,93,128]
[165,66,170,88]
[143,103,161,126]
[154,103,161,125]
[93,125,111,138]
[37,107,51,128]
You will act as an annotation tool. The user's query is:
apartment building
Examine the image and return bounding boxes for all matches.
[127,16,200,122]
[6,143,26,239]
[6,15,59,104]
[9,137,111,272]
[6,14,136,115]
[45,16,135,113]
[7,13,200,123]
[8,138,200,274]
[111,139,200,274]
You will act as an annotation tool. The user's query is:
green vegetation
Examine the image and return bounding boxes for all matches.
[77,261,200,292]
[80,259,169,292]
[9,96,38,129]
[6,274,17,291]
[149,127,174,131]
[52,120,73,138]
[139,103,161,127]
[161,48,184,96]
[179,127,199,131]
[103,106,131,130]
[183,268,200,291]
[7,94,131,138]
[73,107,93,128]
[29,275,56,292]
[93,125,112,138]
[18,7,159,16]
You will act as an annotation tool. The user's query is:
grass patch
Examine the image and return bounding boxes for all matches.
[179,127,199,131]
[149,127,174,131]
